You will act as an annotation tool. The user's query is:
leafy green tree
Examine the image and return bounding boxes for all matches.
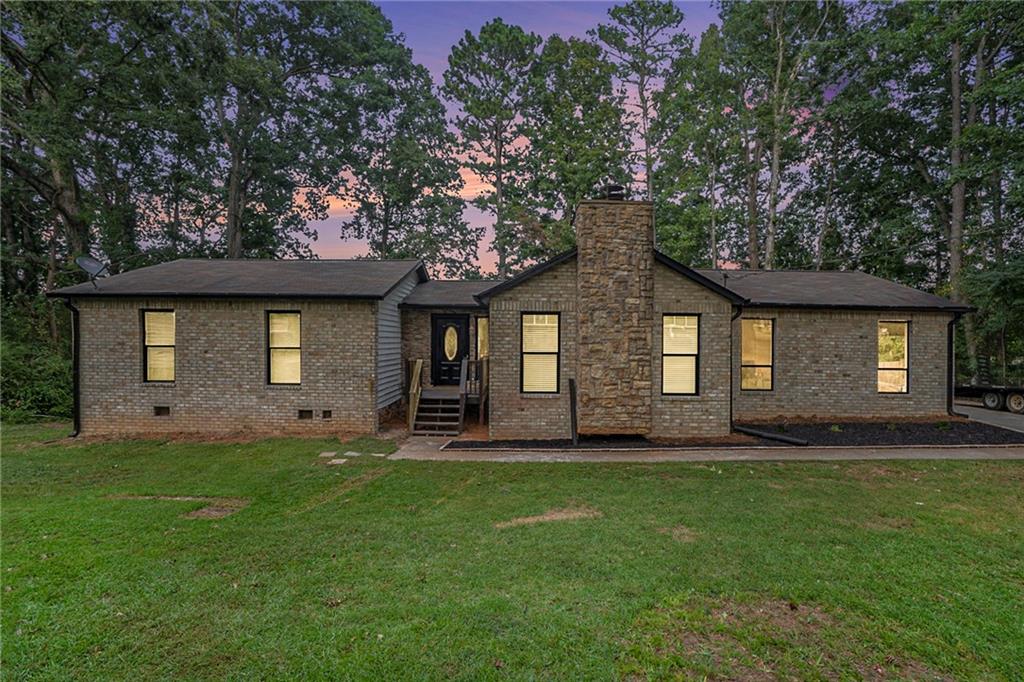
[655,24,741,266]
[188,1,409,258]
[592,0,691,200]
[1,2,176,261]
[443,19,541,277]
[341,61,481,278]
[718,0,843,269]
[517,35,629,259]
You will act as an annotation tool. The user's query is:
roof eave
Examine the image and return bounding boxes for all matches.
[653,251,748,304]
[474,249,578,303]
[46,291,386,301]
[398,302,488,310]
[742,301,974,313]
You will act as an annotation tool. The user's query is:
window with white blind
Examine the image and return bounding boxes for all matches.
[476,317,489,358]
[521,313,559,393]
[662,314,699,395]
[878,321,908,393]
[740,318,774,390]
[267,311,301,384]
[143,310,175,382]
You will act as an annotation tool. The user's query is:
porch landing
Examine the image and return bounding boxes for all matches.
[420,386,460,400]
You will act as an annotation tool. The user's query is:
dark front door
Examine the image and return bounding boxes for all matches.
[431,314,469,385]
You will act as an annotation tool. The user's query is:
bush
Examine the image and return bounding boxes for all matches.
[1,297,73,422]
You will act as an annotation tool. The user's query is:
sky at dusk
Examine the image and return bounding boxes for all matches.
[312,1,721,273]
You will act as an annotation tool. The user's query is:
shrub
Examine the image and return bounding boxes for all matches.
[1,297,73,422]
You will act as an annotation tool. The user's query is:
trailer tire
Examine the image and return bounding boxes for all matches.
[982,391,1005,410]
[1007,392,1024,414]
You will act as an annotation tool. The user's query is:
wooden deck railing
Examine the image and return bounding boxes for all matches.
[407,358,423,431]
[405,356,489,428]
[457,357,468,431]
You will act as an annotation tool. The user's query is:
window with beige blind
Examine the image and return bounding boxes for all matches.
[877,321,908,393]
[662,314,699,395]
[476,317,489,358]
[142,310,175,382]
[267,311,301,384]
[521,313,559,393]
[740,318,774,390]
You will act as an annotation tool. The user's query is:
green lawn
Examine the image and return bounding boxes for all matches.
[2,423,1022,680]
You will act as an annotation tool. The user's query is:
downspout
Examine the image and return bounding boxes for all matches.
[63,299,81,437]
[729,304,743,432]
[948,312,969,418]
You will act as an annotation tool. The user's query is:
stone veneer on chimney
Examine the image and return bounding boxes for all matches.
[574,200,655,435]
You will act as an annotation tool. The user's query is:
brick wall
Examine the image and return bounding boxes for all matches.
[575,200,655,434]
[488,259,578,440]
[732,309,952,421]
[75,297,378,436]
[651,263,733,437]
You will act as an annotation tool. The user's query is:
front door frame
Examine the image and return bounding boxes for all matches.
[430,313,470,386]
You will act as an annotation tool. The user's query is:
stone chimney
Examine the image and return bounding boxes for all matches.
[574,199,655,435]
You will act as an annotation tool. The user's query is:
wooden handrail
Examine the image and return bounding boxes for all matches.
[457,356,468,431]
[479,357,489,424]
[407,358,423,432]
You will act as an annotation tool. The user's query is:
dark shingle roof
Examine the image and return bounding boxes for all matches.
[400,280,500,309]
[695,269,970,311]
[49,259,427,299]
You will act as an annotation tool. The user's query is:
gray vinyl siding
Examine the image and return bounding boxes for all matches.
[376,269,420,408]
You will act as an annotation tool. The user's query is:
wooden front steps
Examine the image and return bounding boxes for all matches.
[412,395,462,436]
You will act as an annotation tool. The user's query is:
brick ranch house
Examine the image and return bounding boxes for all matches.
[50,198,970,440]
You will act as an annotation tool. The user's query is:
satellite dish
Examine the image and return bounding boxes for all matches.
[75,255,109,288]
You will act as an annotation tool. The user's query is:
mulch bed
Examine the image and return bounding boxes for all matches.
[741,420,1024,447]
[444,421,1024,450]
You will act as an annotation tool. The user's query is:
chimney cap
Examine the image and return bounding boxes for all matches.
[598,184,626,201]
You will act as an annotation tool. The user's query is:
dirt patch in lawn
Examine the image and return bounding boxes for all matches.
[109,494,250,519]
[657,525,698,543]
[290,467,389,515]
[621,595,953,681]
[494,505,602,529]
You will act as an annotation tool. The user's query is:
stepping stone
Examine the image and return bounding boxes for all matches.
[343,451,362,457]
[368,453,389,458]
[327,458,348,466]
[319,451,338,458]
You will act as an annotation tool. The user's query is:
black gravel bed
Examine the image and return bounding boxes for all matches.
[740,420,1024,446]
[444,434,781,450]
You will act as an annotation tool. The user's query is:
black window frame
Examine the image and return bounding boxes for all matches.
[520,311,560,394]
[877,320,910,394]
[661,313,700,396]
[266,310,302,385]
[740,317,775,392]
[141,309,175,383]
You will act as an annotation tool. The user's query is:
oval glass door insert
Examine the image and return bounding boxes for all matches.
[443,326,458,361]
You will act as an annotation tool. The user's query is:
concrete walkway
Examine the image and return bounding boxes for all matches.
[392,437,1024,463]
[956,403,1024,433]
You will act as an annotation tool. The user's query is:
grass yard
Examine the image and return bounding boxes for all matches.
[2,423,1023,680]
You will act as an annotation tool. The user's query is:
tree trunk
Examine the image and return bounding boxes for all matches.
[763,4,787,271]
[949,30,977,376]
[707,158,717,268]
[225,147,244,258]
[494,135,507,278]
[46,236,59,343]
[744,137,762,270]
[48,159,89,257]
[814,129,839,270]
[764,127,782,270]
[639,82,653,202]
